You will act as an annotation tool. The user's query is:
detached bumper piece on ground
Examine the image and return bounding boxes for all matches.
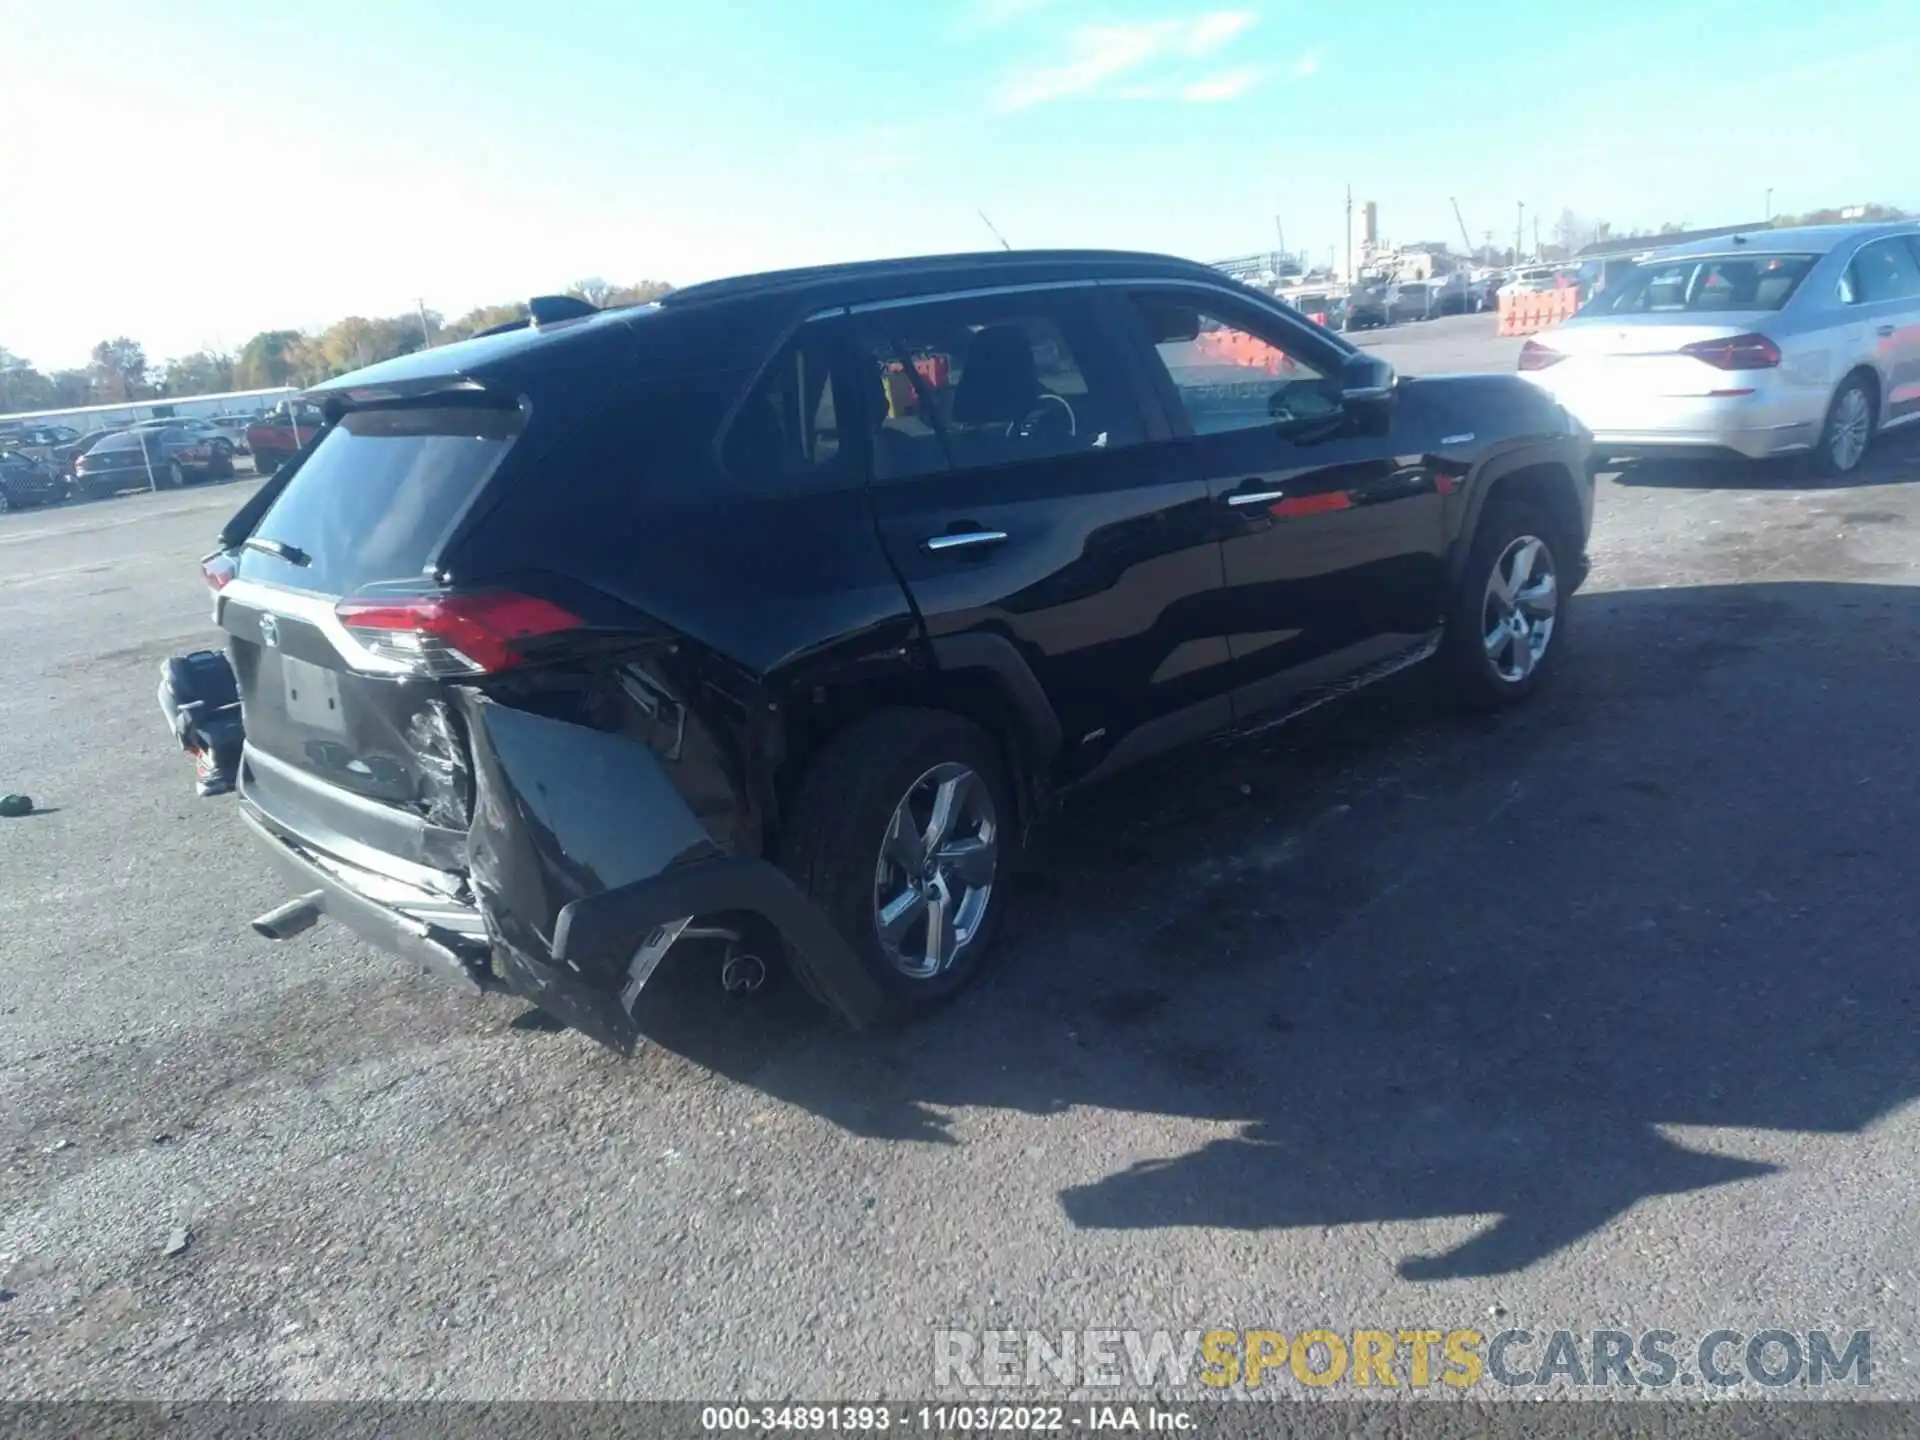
[200,249,1594,1054]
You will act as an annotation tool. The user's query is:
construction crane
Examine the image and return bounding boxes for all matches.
[1450,197,1476,260]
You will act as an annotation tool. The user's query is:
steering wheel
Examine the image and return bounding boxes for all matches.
[1007,392,1077,441]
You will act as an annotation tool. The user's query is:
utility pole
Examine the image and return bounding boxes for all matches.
[1516,201,1525,268]
[1449,197,1475,260]
[1533,215,1542,263]
[1765,187,1773,222]
[416,298,433,349]
[1345,185,1353,283]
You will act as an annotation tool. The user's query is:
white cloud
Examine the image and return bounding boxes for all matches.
[1293,51,1320,77]
[992,10,1260,111]
[1183,11,1257,55]
[1180,65,1265,102]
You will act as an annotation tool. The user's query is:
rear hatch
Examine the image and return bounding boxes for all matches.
[216,397,526,910]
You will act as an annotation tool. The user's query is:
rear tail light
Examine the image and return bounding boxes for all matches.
[201,552,236,591]
[1680,333,1781,370]
[335,590,584,676]
[1518,340,1565,371]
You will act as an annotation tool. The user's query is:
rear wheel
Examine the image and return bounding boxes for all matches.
[780,708,1013,1014]
[1813,372,1876,478]
[1438,501,1566,710]
[0,490,12,514]
[166,459,187,489]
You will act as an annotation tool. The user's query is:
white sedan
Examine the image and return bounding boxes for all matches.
[1517,222,1920,476]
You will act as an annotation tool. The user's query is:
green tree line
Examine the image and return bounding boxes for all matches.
[1,278,672,415]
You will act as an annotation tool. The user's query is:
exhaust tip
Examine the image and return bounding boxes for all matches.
[720,951,768,995]
[251,892,324,941]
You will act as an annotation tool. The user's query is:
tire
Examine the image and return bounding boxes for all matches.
[779,707,1014,1014]
[0,490,12,514]
[167,460,186,489]
[1438,500,1568,710]
[1812,371,1877,478]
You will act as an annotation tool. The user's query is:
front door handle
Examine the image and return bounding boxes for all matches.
[1226,489,1286,506]
[1877,324,1898,337]
[923,529,1009,553]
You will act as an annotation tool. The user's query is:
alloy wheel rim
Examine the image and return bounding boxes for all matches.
[1831,388,1870,472]
[872,761,998,980]
[1482,534,1558,684]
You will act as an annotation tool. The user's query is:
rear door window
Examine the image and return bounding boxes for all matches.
[237,401,522,596]
[1840,238,1920,305]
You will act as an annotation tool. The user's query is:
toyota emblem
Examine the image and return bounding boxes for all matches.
[258,613,280,648]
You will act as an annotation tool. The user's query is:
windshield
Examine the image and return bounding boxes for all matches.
[238,401,522,595]
[1586,253,1818,314]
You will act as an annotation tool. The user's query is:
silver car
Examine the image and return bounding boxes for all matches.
[1518,222,1920,476]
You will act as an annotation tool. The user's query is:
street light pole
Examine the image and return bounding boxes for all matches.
[1516,201,1525,268]
[1345,185,1353,284]
[1765,188,1773,223]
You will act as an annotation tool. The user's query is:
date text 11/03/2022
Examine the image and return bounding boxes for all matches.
[701,1406,1194,1432]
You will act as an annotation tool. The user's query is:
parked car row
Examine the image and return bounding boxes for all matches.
[0,411,268,510]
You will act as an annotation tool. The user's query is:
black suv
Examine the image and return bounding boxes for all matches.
[208,249,1593,1051]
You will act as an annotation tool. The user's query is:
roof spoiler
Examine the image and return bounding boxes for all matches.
[474,294,600,338]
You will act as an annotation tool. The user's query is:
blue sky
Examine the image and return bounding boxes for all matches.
[4,0,1916,371]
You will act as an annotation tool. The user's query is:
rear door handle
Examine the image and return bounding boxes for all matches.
[922,530,1008,553]
[1877,324,1898,337]
[1226,489,1286,506]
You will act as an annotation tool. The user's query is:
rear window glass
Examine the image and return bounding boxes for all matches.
[1587,254,1817,314]
[95,431,144,451]
[239,402,522,595]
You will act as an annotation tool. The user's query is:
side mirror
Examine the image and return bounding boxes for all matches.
[1339,352,1396,435]
[1340,351,1396,405]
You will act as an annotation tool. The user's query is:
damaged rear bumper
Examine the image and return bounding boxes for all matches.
[238,694,889,1052]
[240,803,499,995]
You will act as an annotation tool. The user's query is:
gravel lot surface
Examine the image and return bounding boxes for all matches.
[3,319,1917,1401]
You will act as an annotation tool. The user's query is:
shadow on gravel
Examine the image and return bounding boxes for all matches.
[634,580,1920,1280]
[1612,426,1920,490]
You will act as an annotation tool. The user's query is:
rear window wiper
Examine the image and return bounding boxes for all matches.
[243,536,311,567]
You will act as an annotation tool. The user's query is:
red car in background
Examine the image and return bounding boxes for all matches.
[244,402,326,473]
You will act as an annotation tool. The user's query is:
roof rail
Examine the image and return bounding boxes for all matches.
[659,249,1215,308]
